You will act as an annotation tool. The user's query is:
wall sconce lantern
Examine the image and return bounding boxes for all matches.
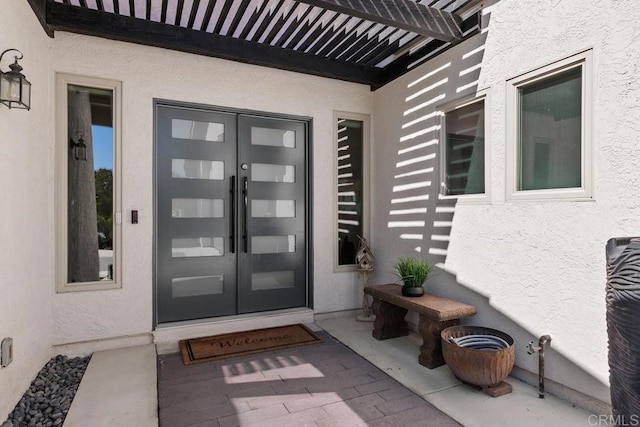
[0,49,31,110]
[70,134,88,161]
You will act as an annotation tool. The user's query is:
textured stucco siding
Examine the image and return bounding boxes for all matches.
[0,0,54,420]
[372,0,640,404]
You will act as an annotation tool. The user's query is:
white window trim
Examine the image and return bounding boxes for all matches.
[55,73,123,292]
[437,88,491,204]
[506,49,593,201]
[333,111,370,273]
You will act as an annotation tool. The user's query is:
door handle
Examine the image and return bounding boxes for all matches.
[230,176,236,254]
[243,177,248,253]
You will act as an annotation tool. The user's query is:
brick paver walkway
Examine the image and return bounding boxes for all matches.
[158,330,460,426]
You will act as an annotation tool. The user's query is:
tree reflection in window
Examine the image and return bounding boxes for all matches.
[67,85,114,283]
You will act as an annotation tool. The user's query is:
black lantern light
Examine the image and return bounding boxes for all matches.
[0,49,31,110]
[70,133,88,161]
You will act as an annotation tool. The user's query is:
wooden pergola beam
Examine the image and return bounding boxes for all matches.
[375,10,481,90]
[46,2,383,86]
[27,0,54,37]
[296,0,463,41]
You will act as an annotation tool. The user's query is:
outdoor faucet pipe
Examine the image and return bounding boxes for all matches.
[527,334,552,398]
[537,335,552,398]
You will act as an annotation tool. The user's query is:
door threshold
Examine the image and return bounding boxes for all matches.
[153,308,314,354]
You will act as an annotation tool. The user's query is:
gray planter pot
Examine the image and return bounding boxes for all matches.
[401,284,424,297]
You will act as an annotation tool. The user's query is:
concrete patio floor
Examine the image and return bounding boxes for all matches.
[316,314,593,427]
[157,329,459,427]
[64,313,595,426]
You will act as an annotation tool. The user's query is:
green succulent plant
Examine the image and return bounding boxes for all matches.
[393,257,433,287]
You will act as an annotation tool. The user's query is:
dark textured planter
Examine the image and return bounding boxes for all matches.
[606,237,640,418]
[401,285,424,297]
[441,325,515,388]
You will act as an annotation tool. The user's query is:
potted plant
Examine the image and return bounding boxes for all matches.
[393,257,433,297]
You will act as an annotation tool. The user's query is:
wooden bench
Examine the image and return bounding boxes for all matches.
[364,284,477,369]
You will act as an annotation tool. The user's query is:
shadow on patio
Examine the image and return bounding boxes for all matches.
[59,317,598,426]
[157,330,458,427]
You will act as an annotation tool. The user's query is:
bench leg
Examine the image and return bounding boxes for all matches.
[371,299,409,340]
[418,316,459,369]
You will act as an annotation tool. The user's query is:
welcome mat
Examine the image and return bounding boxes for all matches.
[179,324,322,365]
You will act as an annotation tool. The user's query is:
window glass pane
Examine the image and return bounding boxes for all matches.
[445,100,485,195]
[252,163,295,182]
[519,67,582,190]
[252,235,296,254]
[172,119,224,141]
[172,237,224,257]
[252,200,295,218]
[251,127,296,148]
[172,159,224,180]
[172,275,224,298]
[67,84,114,283]
[337,118,364,266]
[172,198,224,218]
[251,271,295,291]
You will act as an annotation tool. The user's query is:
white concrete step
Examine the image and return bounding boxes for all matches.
[64,344,158,427]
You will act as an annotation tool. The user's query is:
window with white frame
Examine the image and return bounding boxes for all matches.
[507,50,592,200]
[56,74,122,292]
[439,92,489,201]
[334,112,369,271]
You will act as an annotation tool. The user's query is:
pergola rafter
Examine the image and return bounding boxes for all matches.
[296,0,463,41]
[26,0,482,90]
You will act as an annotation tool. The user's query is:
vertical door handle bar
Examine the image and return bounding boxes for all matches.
[243,177,248,253]
[230,176,236,253]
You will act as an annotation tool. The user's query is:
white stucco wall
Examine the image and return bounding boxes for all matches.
[50,33,372,344]
[0,0,53,420]
[372,0,640,404]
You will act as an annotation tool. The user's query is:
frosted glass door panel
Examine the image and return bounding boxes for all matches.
[252,200,295,218]
[172,237,224,257]
[157,105,238,323]
[172,275,224,298]
[172,119,224,141]
[172,198,224,218]
[251,127,296,148]
[252,163,295,182]
[172,159,224,180]
[252,235,295,254]
[157,106,307,322]
[252,271,295,291]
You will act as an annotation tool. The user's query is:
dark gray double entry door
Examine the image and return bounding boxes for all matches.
[155,104,309,324]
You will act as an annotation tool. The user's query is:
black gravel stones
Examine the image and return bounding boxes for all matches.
[2,354,91,427]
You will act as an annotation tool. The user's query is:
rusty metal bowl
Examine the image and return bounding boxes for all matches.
[441,325,515,388]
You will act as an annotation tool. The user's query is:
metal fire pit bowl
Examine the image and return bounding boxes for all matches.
[441,325,515,388]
